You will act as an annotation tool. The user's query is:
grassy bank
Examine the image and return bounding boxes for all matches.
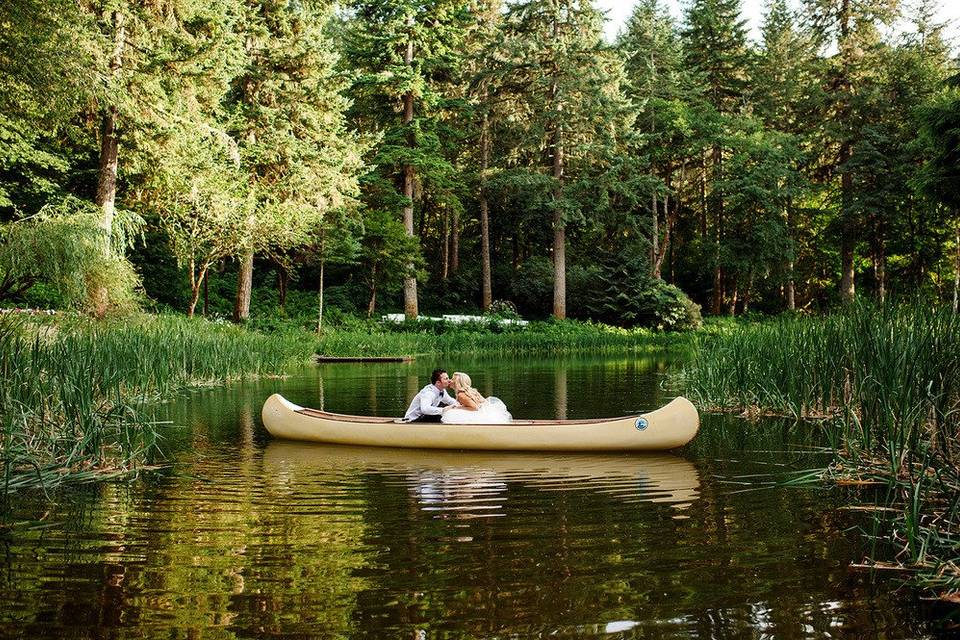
[315,317,696,357]
[0,314,313,493]
[678,303,960,596]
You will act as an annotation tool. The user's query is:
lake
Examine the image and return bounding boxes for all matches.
[0,355,947,638]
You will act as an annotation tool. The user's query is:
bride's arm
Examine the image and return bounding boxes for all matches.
[457,391,479,410]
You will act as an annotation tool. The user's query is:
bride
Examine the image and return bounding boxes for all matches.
[441,372,512,424]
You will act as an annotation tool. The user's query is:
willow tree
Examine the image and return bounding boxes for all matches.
[229,0,365,322]
[499,0,633,319]
[343,0,469,319]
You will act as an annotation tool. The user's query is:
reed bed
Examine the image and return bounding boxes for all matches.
[0,314,312,494]
[316,320,692,357]
[678,303,960,596]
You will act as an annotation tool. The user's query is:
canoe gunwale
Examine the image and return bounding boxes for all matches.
[296,407,636,427]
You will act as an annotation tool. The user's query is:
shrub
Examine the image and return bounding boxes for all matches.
[581,248,702,331]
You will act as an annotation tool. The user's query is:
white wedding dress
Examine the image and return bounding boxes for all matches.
[441,397,513,424]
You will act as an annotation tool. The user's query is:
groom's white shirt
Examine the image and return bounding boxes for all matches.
[403,384,456,421]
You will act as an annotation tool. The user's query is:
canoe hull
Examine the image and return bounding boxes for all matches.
[261,394,699,451]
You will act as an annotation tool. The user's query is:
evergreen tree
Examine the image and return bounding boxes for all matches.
[802,0,900,303]
[753,0,818,308]
[499,0,635,319]
[229,0,366,321]
[343,0,470,319]
[682,0,751,313]
[619,0,699,280]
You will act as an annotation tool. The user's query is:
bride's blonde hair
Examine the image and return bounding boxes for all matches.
[452,372,485,406]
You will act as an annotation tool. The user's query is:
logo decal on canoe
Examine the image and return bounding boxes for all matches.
[635,417,648,431]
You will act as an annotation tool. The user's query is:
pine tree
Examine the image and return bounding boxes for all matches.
[229,0,366,321]
[682,0,751,313]
[498,0,634,319]
[343,0,470,319]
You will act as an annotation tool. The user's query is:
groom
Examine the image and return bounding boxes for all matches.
[403,368,457,422]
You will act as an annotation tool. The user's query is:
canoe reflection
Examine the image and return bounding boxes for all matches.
[263,442,700,517]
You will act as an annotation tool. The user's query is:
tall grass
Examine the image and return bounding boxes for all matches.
[0,314,312,494]
[316,319,694,357]
[678,302,960,595]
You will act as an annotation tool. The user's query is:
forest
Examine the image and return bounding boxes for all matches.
[1,0,958,327]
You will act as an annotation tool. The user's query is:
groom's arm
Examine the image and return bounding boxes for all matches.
[419,393,444,416]
[438,391,457,406]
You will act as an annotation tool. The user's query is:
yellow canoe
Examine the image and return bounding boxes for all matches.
[261,393,699,451]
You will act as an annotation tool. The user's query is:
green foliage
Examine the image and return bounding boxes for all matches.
[315,315,692,357]
[360,208,426,315]
[0,313,312,491]
[510,256,554,317]
[0,198,142,314]
[580,247,702,331]
[678,302,960,591]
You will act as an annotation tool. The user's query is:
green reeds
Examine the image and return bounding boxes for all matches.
[678,302,960,596]
[0,314,313,494]
[315,319,693,357]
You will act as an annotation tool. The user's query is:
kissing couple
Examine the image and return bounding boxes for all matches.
[402,368,512,424]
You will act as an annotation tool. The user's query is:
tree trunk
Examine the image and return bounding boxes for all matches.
[787,261,796,311]
[450,208,459,275]
[402,16,418,319]
[839,227,856,304]
[278,265,288,309]
[367,265,377,318]
[699,149,708,237]
[743,269,754,314]
[203,272,209,316]
[953,222,959,313]
[317,257,325,333]
[838,1,856,306]
[710,145,724,315]
[651,190,659,278]
[727,281,738,316]
[654,178,672,279]
[233,248,253,322]
[441,206,449,280]
[874,235,886,304]
[786,200,795,311]
[96,9,125,241]
[479,109,493,311]
[188,284,202,318]
[188,263,209,318]
[550,15,565,320]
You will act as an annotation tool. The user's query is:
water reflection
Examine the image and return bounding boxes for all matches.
[263,442,701,518]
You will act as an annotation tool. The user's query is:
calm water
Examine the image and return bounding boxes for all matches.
[0,356,950,638]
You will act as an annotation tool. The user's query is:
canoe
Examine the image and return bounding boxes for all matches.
[261,393,699,451]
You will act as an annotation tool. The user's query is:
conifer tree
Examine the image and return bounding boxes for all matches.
[499,0,634,319]
[682,0,751,313]
[229,0,365,321]
[753,0,817,308]
[619,0,697,280]
[802,0,899,303]
[343,0,469,319]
